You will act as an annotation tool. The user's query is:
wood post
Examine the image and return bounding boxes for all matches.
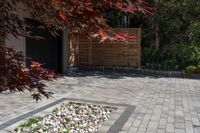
[62,29,69,73]
[88,39,92,65]
[138,28,141,68]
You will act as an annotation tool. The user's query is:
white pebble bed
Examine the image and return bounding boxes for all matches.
[14,102,117,133]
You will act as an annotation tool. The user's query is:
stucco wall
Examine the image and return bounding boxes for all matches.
[5,35,26,66]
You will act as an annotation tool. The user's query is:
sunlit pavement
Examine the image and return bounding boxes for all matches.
[1,72,200,133]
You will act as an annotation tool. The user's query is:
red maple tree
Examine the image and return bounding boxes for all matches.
[0,0,152,100]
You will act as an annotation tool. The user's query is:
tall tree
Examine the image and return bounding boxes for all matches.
[0,0,152,100]
[138,0,200,49]
[127,0,200,70]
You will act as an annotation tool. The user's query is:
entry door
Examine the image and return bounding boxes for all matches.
[68,34,79,67]
[26,20,62,73]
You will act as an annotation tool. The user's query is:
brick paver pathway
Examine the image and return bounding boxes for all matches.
[1,72,200,133]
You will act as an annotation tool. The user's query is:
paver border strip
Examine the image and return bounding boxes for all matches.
[67,98,136,132]
[0,98,135,133]
[107,105,135,133]
[0,98,67,130]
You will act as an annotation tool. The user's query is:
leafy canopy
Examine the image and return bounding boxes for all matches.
[0,0,152,100]
[1,0,152,42]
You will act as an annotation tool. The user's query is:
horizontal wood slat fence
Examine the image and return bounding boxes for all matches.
[69,28,141,68]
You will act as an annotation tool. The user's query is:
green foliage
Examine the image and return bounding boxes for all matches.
[142,47,178,70]
[196,65,200,73]
[185,65,197,75]
[19,117,41,128]
[185,64,200,75]
[106,9,124,28]
[142,44,200,71]
[128,0,200,47]
[188,22,200,43]
[65,128,70,133]
[137,0,200,72]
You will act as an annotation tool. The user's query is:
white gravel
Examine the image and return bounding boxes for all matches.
[14,102,117,133]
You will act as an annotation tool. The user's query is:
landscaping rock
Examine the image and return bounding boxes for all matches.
[14,102,117,133]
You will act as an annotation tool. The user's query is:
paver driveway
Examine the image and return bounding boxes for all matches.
[1,72,200,133]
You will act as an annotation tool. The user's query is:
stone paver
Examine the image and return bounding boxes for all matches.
[1,72,200,133]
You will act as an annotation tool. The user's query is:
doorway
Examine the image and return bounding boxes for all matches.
[26,20,62,73]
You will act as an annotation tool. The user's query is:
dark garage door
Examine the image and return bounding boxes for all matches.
[26,20,62,73]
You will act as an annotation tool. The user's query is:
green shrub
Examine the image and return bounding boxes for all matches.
[185,65,197,75]
[188,22,200,43]
[196,65,200,74]
[142,44,200,71]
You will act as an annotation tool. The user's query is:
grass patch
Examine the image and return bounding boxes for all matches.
[19,117,42,128]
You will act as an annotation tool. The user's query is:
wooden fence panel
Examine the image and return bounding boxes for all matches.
[76,28,141,67]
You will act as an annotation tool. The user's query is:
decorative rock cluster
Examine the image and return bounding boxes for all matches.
[14,102,117,133]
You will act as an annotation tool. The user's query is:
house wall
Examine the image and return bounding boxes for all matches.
[4,3,69,73]
[5,35,26,53]
[5,35,26,66]
[5,31,69,73]
[4,2,28,65]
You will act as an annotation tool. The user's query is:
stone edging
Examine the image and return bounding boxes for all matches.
[79,66,200,79]
[0,98,135,133]
[68,98,135,133]
[0,98,68,132]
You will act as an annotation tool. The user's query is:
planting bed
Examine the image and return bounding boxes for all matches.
[14,102,117,133]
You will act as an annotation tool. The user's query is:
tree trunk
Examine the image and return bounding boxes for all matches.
[155,23,160,51]
[155,0,160,51]
[124,15,128,28]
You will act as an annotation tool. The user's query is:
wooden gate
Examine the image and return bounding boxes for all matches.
[69,28,141,68]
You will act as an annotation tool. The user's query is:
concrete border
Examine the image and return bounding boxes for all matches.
[55,98,136,133]
[0,98,135,133]
[107,105,135,133]
[0,98,67,131]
